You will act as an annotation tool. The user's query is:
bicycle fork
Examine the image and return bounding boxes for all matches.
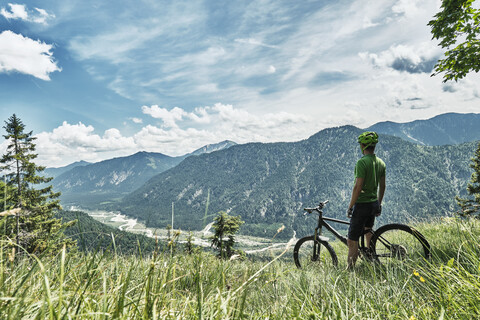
[312,228,321,261]
[312,212,325,261]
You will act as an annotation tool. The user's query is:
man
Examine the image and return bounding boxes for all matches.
[346,131,386,269]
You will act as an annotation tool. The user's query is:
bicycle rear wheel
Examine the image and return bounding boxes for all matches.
[370,224,430,263]
[293,236,338,269]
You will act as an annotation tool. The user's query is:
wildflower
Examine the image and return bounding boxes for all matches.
[413,269,425,282]
[410,316,416,320]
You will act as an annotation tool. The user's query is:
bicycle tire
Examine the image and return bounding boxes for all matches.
[293,236,338,269]
[370,224,431,262]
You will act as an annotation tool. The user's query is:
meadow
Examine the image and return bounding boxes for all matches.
[1,217,479,319]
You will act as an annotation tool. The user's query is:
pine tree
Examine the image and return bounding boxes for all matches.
[456,141,480,217]
[0,114,74,254]
[210,211,244,259]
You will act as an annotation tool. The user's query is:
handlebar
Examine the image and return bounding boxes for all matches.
[303,200,329,215]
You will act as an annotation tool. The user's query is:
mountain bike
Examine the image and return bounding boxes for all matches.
[293,200,431,268]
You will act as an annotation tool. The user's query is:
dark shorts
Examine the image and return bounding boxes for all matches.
[347,201,379,241]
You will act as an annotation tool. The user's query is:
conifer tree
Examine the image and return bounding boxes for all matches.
[456,141,480,217]
[210,211,244,259]
[0,114,74,253]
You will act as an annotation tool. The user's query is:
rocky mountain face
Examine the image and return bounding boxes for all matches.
[188,140,237,156]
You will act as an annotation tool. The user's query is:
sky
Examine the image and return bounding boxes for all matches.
[0,0,479,167]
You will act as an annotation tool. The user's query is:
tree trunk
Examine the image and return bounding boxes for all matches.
[14,136,21,248]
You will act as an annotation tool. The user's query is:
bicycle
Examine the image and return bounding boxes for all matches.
[293,200,431,268]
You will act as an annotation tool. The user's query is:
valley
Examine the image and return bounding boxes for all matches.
[69,206,292,254]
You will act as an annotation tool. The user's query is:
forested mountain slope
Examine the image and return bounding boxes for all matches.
[51,141,236,206]
[53,152,181,206]
[116,126,476,238]
[56,210,158,254]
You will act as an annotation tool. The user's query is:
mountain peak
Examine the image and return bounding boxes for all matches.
[188,140,237,156]
[367,112,480,146]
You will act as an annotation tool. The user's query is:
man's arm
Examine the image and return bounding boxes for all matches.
[378,175,386,205]
[348,177,364,209]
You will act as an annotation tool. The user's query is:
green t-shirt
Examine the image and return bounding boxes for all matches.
[354,154,386,203]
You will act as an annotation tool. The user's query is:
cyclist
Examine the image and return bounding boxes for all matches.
[346,131,386,269]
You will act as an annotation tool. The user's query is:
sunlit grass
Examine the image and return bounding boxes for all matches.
[1,218,479,319]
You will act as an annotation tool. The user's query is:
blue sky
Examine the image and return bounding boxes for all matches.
[0,0,479,167]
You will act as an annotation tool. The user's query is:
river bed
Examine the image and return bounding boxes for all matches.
[68,206,295,253]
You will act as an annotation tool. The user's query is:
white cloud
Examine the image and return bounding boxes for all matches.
[0,30,61,80]
[1,3,28,20]
[69,25,157,63]
[360,43,441,73]
[68,2,204,64]
[392,0,421,18]
[130,117,143,124]
[362,16,379,29]
[32,7,55,24]
[142,105,187,128]
[196,83,219,93]
[133,103,312,156]
[35,122,137,166]
[234,38,278,49]
[33,103,313,167]
[142,103,310,132]
[0,3,55,24]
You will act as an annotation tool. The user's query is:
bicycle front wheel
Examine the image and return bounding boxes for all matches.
[370,224,431,263]
[293,236,338,269]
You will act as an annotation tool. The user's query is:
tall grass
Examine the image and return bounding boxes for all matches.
[1,218,479,319]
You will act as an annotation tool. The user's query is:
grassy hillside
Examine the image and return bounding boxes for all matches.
[1,218,479,319]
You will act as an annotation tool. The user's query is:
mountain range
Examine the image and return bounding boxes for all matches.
[49,112,480,238]
[114,125,476,238]
[367,112,480,146]
[51,141,236,206]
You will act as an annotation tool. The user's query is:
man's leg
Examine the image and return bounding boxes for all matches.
[347,239,359,269]
[364,203,377,248]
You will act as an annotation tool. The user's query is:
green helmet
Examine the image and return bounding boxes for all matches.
[358,131,378,148]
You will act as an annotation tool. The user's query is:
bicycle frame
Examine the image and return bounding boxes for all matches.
[313,210,414,258]
[312,208,349,246]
